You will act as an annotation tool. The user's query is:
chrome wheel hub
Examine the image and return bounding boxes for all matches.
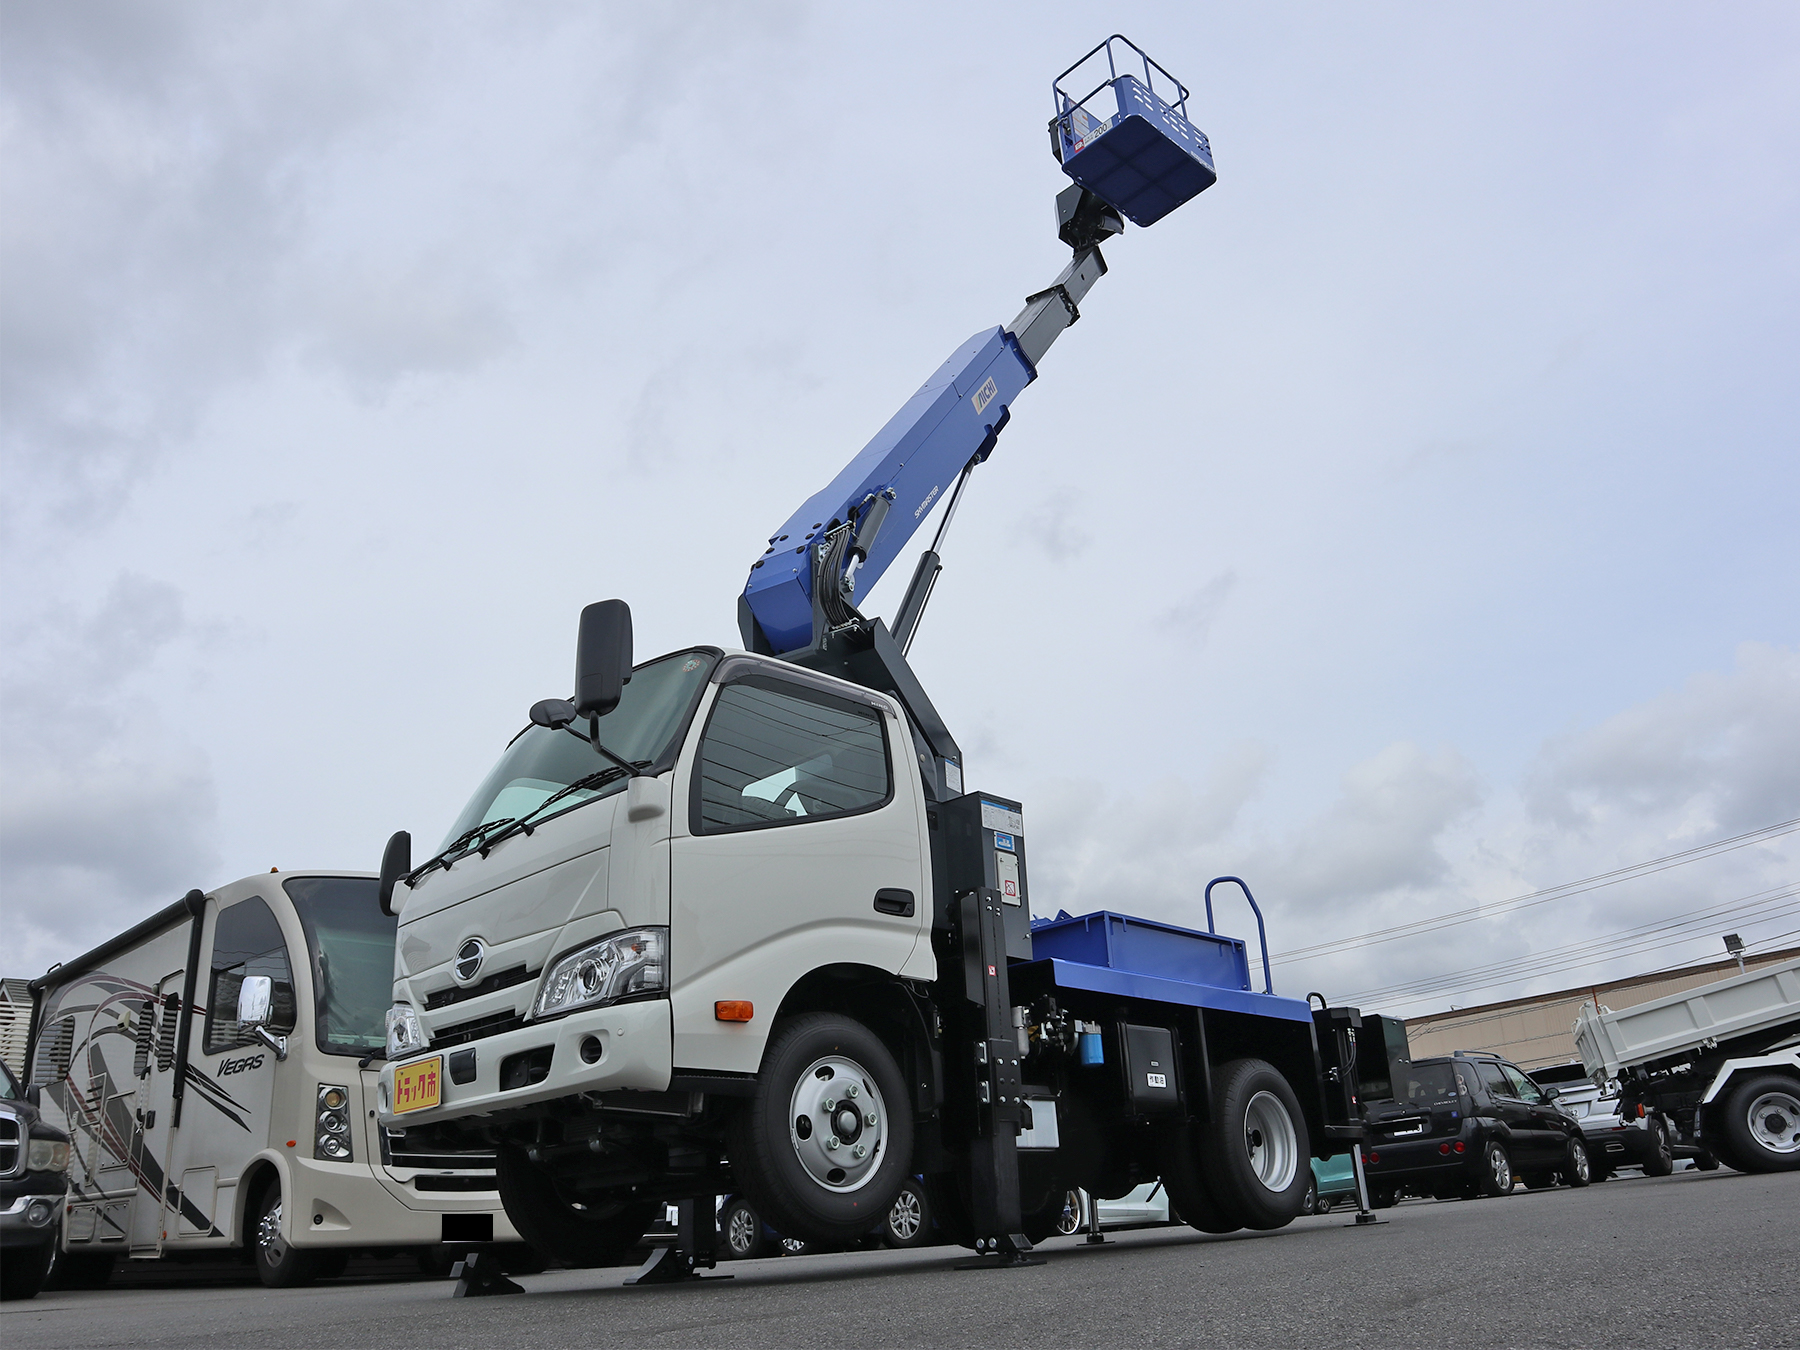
[257,1198,286,1262]
[727,1206,759,1254]
[789,1055,887,1193]
[1491,1147,1511,1190]
[1746,1090,1800,1154]
[1243,1090,1298,1192]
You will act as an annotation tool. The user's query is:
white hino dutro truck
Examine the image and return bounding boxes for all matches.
[374,38,1396,1279]
[27,872,518,1288]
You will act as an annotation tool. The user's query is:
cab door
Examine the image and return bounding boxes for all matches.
[1501,1063,1566,1163]
[669,672,930,1075]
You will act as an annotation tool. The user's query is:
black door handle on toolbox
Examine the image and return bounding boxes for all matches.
[873,889,916,917]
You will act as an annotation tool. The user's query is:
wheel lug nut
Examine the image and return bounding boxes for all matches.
[826,1136,840,1151]
[822,1098,835,1112]
[846,1085,859,1098]
[865,1111,877,1126]
[853,1144,867,1159]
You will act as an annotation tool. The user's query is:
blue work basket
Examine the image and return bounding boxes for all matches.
[1053,36,1216,228]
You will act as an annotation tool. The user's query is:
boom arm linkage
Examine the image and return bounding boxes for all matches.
[737,189,1117,663]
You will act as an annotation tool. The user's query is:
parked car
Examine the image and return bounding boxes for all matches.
[2,1060,70,1301]
[719,1177,938,1259]
[1309,1153,1358,1213]
[1361,1052,1592,1202]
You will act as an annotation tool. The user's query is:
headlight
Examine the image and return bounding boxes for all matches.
[386,1004,428,1059]
[315,1083,354,1162]
[27,1137,70,1173]
[532,927,667,1021]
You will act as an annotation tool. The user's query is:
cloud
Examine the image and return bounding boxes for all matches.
[1158,570,1238,647]
[1023,488,1093,561]
[1524,641,1800,838]
[0,575,219,972]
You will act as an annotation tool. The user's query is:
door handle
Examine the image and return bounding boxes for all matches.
[873,889,915,917]
[142,1110,155,1130]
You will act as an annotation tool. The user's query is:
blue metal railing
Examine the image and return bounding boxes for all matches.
[1204,875,1274,995]
[1052,34,1191,147]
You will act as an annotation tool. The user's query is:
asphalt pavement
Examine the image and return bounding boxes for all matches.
[4,1167,1796,1349]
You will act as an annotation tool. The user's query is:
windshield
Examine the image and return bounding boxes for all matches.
[284,876,396,1058]
[1401,1062,1466,1104]
[439,650,716,851]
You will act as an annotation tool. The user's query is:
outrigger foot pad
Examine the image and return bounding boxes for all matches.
[953,1234,1046,1270]
[450,1249,525,1297]
[624,1243,733,1286]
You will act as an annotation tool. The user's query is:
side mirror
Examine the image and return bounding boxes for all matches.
[1541,1085,1561,1102]
[573,600,633,719]
[529,698,579,730]
[378,830,412,918]
[237,975,273,1028]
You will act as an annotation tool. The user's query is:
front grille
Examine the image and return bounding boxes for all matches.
[389,1150,499,1170]
[0,1114,19,1176]
[413,1174,498,1192]
[423,965,537,1012]
[430,1009,527,1050]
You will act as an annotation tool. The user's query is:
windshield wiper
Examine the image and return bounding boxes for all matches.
[407,818,518,884]
[472,760,651,857]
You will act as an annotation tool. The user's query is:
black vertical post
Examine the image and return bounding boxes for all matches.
[958,889,1031,1254]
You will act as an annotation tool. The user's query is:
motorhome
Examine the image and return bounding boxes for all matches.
[27,871,517,1287]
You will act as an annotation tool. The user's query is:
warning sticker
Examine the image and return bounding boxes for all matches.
[993,831,1015,852]
[996,851,1021,906]
[980,801,1024,835]
[1146,1072,1167,1089]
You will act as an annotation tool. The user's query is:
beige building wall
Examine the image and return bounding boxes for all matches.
[1403,945,1800,1072]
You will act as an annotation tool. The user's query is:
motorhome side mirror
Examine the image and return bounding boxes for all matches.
[573,599,633,719]
[378,830,412,918]
[237,975,273,1028]
[529,698,579,730]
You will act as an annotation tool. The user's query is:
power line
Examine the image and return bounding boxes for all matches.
[1271,816,1800,966]
[1336,885,1799,1006]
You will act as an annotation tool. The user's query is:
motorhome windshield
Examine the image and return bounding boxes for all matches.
[284,876,396,1058]
[439,650,716,851]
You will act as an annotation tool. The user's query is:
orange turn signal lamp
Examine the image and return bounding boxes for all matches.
[714,1000,754,1022]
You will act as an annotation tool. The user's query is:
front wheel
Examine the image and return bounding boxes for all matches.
[1561,1136,1592,1187]
[727,1013,915,1247]
[252,1183,321,1288]
[1717,1074,1800,1173]
[496,1144,658,1268]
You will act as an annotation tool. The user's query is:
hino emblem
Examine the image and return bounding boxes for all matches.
[454,938,487,984]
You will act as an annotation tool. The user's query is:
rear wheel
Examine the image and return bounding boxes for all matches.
[880,1180,932,1249]
[721,1197,771,1260]
[1478,1142,1514,1197]
[1717,1075,1800,1173]
[1640,1114,1675,1177]
[252,1183,321,1288]
[1561,1136,1592,1187]
[496,1144,658,1268]
[727,1014,914,1246]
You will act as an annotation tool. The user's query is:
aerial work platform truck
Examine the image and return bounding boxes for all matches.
[372,38,1387,1278]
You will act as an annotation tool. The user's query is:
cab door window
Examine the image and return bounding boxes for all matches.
[693,677,891,834]
[203,897,297,1054]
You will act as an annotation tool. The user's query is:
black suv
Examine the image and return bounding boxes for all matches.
[1360,1052,1592,1203]
[2,1059,71,1301]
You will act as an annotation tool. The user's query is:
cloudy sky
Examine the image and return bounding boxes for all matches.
[4,1,1796,1019]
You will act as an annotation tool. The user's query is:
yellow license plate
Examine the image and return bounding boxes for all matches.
[393,1056,442,1114]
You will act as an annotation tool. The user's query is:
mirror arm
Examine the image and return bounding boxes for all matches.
[587,717,645,777]
[252,1026,288,1062]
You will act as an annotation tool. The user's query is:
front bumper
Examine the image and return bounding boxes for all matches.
[378,998,672,1130]
[276,1155,520,1249]
[1,1178,66,1248]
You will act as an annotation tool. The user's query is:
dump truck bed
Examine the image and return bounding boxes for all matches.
[1573,957,1800,1080]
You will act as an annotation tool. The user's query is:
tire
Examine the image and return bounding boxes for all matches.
[1640,1114,1675,1177]
[1021,1188,1073,1244]
[252,1182,322,1288]
[416,1246,457,1279]
[1521,1171,1556,1191]
[1368,1187,1398,1209]
[1716,1074,1800,1173]
[1693,1151,1721,1172]
[1054,1190,1083,1236]
[1478,1141,1515,1197]
[1561,1135,1592,1188]
[880,1180,932,1249]
[721,1198,771,1260]
[1157,1121,1243,1233]
[495,1143,658,1268]
[1303,1175,1320,1215]
[726,1013,914,1246]
[1166,1058,1310,1238]
[0,1242,51,1301]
